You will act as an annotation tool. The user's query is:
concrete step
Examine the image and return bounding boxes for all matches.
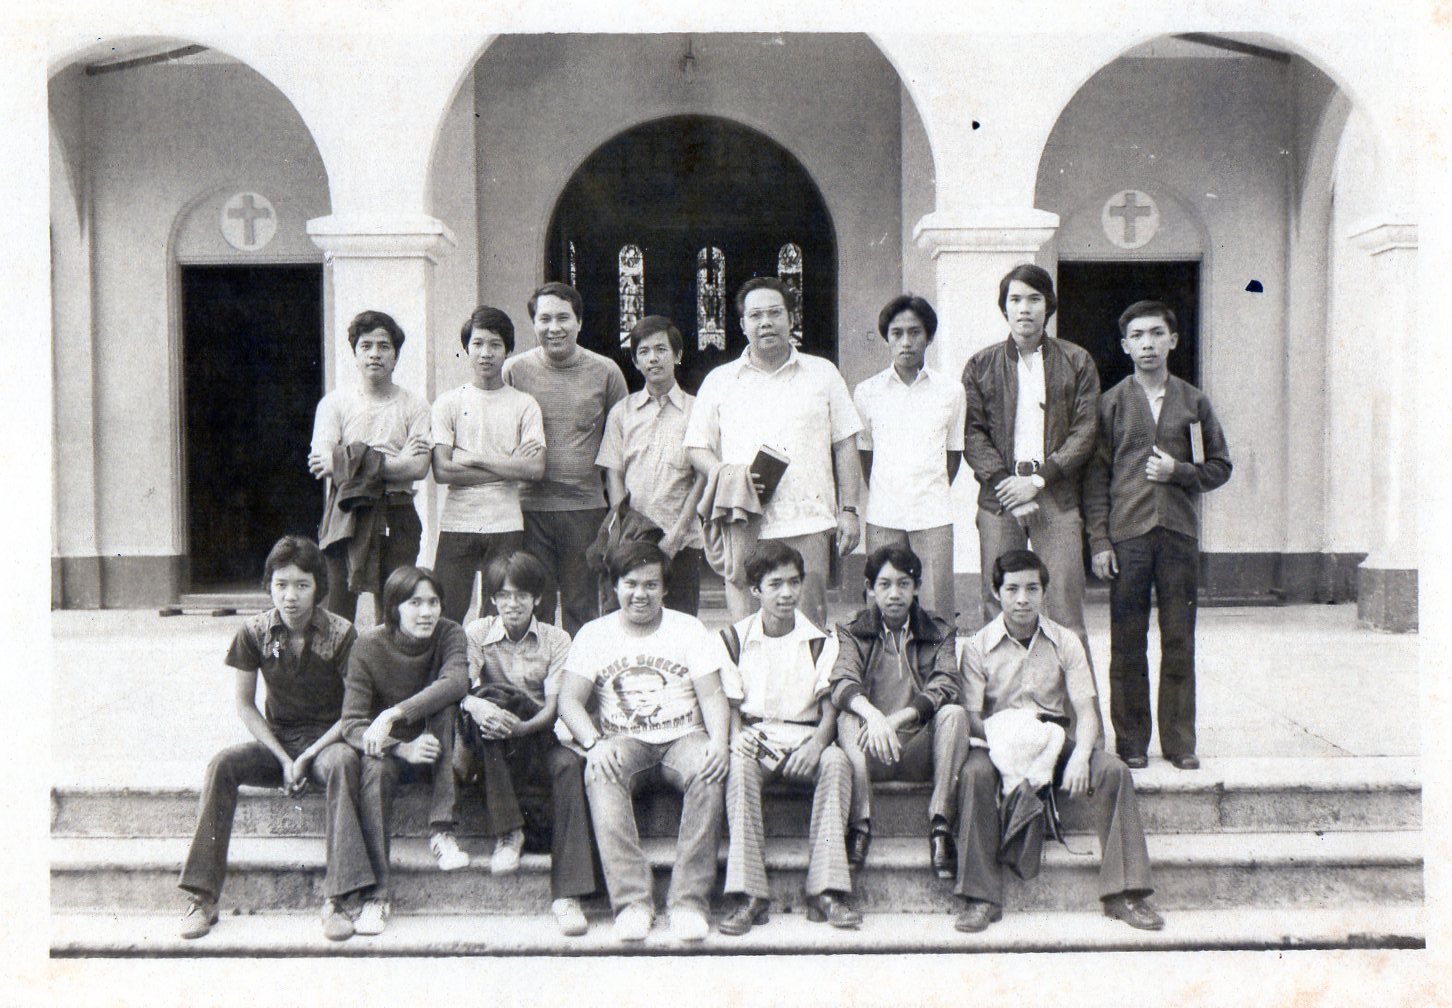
[50,905,1425,957]
[51,830,1422,916]
[49,757,1422,839]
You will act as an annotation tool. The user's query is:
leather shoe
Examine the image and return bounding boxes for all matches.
[954,899,1002,933]
[1170,754,1200,770]
[1102,893,1165,931]
[1122,754,1149,769]
[804,891,862,929]
[717,896,770,936]
[930,830,956,880]
[846,827,872,870]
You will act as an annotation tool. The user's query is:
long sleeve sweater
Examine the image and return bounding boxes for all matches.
[1083,374,1232,555]
[341,620,470,748]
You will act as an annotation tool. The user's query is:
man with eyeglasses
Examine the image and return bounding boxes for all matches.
[684,277,864,628]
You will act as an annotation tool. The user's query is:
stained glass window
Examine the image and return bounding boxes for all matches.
[618,244,644,348]
[696,246,726,351]
[777,243,803,345]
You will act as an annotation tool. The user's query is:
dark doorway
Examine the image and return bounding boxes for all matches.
[1055,261,1201,390]
[547,115,837,394]
[181,265,323,589]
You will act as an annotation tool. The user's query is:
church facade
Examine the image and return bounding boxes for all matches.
[46,17,1422,630]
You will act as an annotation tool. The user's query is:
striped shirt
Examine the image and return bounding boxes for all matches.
[595,384,702,549]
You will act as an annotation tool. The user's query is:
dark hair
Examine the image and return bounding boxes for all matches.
[877,294,939,341]
[483,550,548,601]
[380,565,444,634]
[734,276,797,317]
[628,315,684,358]
[528,282,584,322]
[991,549,1051,592]
[262,534,328,602]
[864,544,923,586]
[1117,300,1178,337]
[607,540,669,584]
[348,310,405,352]
[997,264,1058,322]
[744,540,806,588]
[460,305,515,354]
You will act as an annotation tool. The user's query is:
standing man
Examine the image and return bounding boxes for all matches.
[431,306,547,625]
[685,277,863,628]
[854,294,966,623]
[596,315,707,615]
[1084,301,1232,771]
[953,549,1162,934]
[504,282,628,635]
[310,310,432,622]
[962,264,1099,656]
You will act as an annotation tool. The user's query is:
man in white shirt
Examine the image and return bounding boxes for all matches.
[854,294,966,623]
[684,278,864,628]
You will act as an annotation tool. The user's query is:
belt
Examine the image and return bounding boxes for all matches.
[1036,713,1070,730]
[1013,460,1042,476]
[383,492,415,504]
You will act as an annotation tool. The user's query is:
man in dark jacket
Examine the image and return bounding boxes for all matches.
[829,544,969,879]
[961,264,1100,659]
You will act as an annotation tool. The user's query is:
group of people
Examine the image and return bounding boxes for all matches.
[178,265,1231,944]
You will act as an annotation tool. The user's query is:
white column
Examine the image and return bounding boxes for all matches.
[913,208,1060,607]
[307,213,456,570]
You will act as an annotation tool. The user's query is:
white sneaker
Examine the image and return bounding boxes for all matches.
[430,830,470,872]
[490,827,524,875]
[552,897,589,937]
[613,903,653,942]
[669,907,710,942]
[354,897,390,936]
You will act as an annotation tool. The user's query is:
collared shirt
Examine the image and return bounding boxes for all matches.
[1142,381,1168,424]
[959,613,1096,726]
[853,364,966,530]
[464,614,572,707]
[310,386,432,494]
[595,383,702,549]
[720,610,838,750]
[225,606,356,736]
[1013,344,1046,466]
[684,346,863,538]
[432,383,546,534]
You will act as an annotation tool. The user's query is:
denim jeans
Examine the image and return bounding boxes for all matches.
[357,707,457,900]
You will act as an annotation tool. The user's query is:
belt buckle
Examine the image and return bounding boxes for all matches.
[1014,461,1040,477]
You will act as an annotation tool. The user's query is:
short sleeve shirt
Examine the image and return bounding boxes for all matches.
[225,607,356,737]
[853,365,966,530]
[564,608,724,744]
[959,613,1096,725]
[683,348,863,538]
[310,386,432,494]
[464,614,572,707]
[432,383,546,534]
[719,611,837,751]
[595,385,702,549]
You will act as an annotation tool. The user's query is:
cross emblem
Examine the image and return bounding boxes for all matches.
[226,194,273,246]
[220,191,278,251]
[1101,190,1160,250]
[1109,192,1153,244]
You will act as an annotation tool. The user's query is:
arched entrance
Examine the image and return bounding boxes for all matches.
[546,115,836,393]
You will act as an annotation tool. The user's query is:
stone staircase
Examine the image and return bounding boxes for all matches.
[50,756,1424,956]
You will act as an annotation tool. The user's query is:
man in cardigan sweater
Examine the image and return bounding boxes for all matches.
[1083,301,1232,770]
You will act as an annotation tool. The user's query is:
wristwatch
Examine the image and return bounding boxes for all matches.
[580,735,597,751]
[1029,474,1046,490]
[840,505,859,515]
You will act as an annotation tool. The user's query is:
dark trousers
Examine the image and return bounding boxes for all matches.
[1109,528,1199,760]
[601,547,702,618]
[358,708,457,900]
[523,507,607,636]
[324,501,423,622]
[433,529,526,624]
[457,733,599,900]
[179,739,374,902]
[953,746,1153,905]
[838,705,970,828]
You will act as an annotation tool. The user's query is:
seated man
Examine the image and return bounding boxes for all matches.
[830,544,969,880]
[953,548,1162,933]
[719,540,859,936]
[556,541,730,943]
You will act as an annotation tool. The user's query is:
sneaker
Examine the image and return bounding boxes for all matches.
[354,897,391,936]
[431,830,470,872]
[321,898,354,941]
[669,907,710,942]
[178,896,218,940]
[613,902,653,942]
[552,897,589,937]
[490,828,524,875]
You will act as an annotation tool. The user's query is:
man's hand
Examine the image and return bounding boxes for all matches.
[518,439,545,459]
[585,740,625,785]
[463,695,520,740]
[395,732,441,765]
[286,753,314,796]
[780,737,825,781]
[307,449,332,480]
[748,472,768,498]
[857,711,902,765]
[1091,549,1118,581]
[279,754,304,796]
[403,434,433,459]
[836,510,861,556]
[658,528,683,559]
[361,710,399,757]
[699,737,730,784]
[1062,748,1092,799]
[1010,500,1040,530]
[1146,446,1177,483]
[995,474,1041,511]
[731,729,760,762]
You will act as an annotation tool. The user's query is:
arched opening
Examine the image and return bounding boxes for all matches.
[545,114,837,393]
